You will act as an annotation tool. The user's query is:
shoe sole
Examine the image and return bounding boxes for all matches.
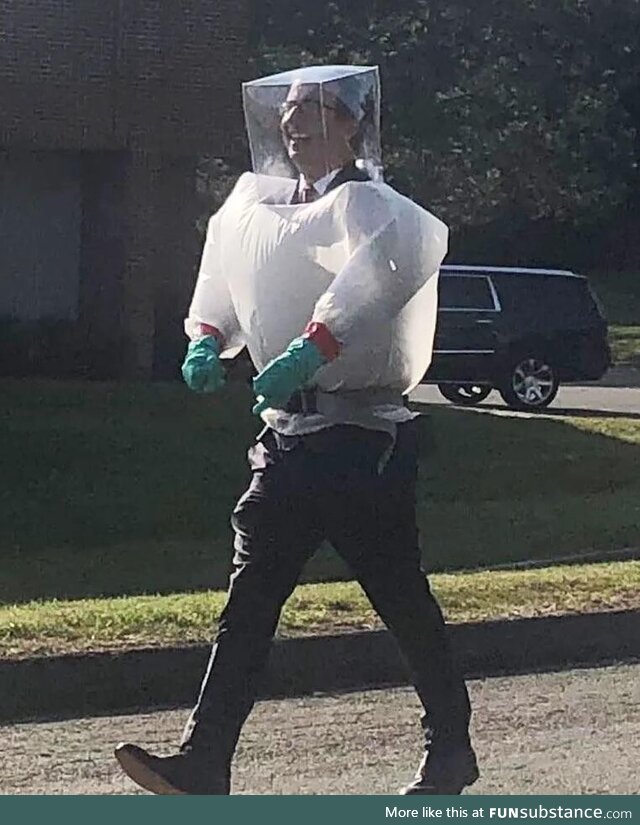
[401,765,480,795]
[114,746,186,795]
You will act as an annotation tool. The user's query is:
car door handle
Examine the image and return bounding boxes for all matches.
[475,319,494,324]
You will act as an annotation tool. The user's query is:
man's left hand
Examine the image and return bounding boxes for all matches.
[252,336,327,415]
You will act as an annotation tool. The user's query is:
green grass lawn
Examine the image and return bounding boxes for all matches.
[1,378,639,605]
[588,271,640,366]
[609,326,640,368]
[2,560,638,659]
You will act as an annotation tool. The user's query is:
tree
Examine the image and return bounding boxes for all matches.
[252,0,639,231]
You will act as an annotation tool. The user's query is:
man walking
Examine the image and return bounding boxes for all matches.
[115,65,478,796]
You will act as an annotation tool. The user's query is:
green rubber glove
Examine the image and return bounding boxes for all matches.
[252,336,326,415]
[181,335,226,393]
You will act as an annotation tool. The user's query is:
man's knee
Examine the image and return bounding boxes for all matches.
[230,486,270,539]
[217,562,285,640]
[362,564,438,612]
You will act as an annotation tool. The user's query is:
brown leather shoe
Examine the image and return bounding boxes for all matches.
[400,747,479,795]
[114,743,230,795]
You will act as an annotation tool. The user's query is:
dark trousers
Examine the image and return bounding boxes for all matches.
[180,420,471,762]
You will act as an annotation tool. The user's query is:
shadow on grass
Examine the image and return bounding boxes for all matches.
[1,379,640,604]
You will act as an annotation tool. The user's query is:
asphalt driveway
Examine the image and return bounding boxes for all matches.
[411,368,640,417]
[2,663,638,795]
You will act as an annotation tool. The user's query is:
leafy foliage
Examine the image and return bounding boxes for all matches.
[251,0,639,229]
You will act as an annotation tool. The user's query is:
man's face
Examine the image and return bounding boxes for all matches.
[280,81,357,179]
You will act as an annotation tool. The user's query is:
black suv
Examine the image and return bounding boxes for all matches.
[423,265,611,410]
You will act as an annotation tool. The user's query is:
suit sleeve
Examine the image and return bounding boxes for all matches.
[184,211,244,357]
[310,185,448,346]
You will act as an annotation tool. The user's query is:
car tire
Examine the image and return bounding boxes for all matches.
[498,355,560,411]
[437,383,492,406]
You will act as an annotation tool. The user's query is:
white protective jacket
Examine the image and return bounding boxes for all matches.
[185,172,448,434]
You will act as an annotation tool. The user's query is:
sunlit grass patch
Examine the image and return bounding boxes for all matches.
[2,560,638,659]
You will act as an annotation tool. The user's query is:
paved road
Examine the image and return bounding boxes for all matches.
[410,383,640,417]
[2,663,638,795]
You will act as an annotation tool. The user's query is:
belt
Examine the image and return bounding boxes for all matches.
[285,389,318,413]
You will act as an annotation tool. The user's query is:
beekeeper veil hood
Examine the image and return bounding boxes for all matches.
[242,65,382,189]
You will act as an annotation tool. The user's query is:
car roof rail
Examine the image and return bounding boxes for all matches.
[441,264,583,278]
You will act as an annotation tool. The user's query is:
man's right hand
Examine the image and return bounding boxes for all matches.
[181,335,226,393]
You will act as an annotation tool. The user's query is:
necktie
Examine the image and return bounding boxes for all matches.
[300,183,317,203]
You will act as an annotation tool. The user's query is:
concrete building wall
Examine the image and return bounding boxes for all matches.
[0,0,248,378]
[0,0,247,153]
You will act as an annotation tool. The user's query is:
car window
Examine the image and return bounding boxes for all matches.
[439,275,496,310]
[498,276,599,324]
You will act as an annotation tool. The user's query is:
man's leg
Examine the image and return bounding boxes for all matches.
[180,440,324,757]
[116,431,324,794]
[326,421,476,793]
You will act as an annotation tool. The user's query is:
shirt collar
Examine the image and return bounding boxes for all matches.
[298,168,341,198]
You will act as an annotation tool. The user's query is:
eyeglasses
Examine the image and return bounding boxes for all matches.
[278,99,339,117]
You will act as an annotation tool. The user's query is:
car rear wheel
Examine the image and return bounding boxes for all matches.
[437,383,492,406]
[498,356,559,410]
